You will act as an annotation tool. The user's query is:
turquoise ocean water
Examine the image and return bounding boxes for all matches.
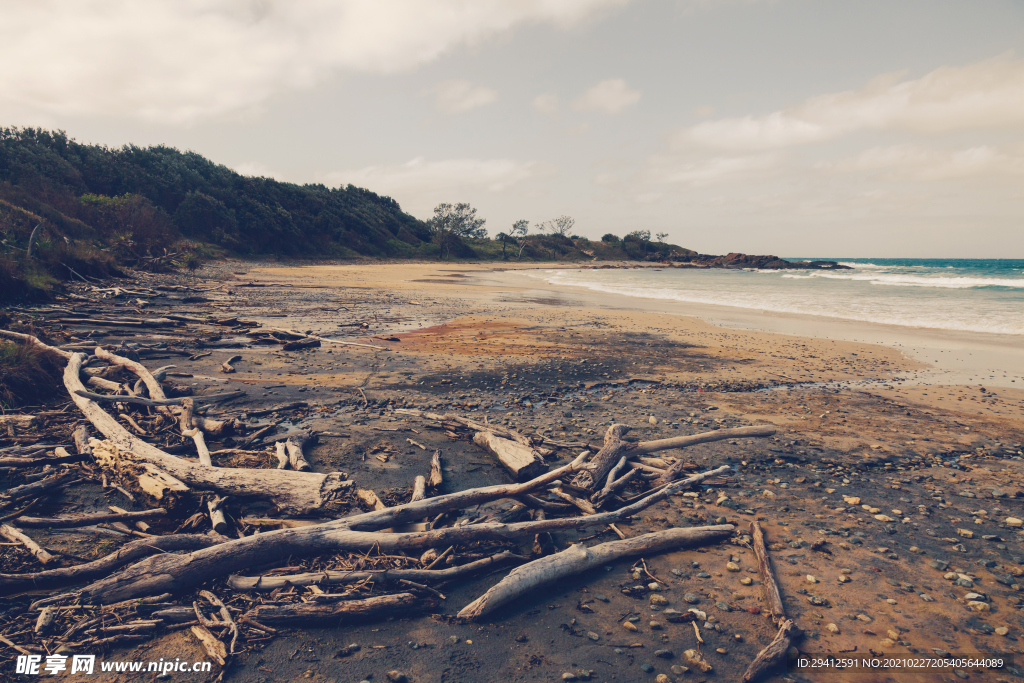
[528,258,1024,336]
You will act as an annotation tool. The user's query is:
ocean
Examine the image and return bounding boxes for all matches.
[527,259,1024,336]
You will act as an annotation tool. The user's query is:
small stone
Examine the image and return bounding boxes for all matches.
[449,636,459,644]
[879,638,895,647]
[837,575,851,584]
[386,672,408,683]
[888,629,900,640]
[650,594,669,606]
[856,614,873,623]
[655,676,670,683]
[726,562,741,572]
[649,416,658,425]
[886,599,897,605]
[967,601,990,612]
[716,601,731,612]
[648,582,663,591]
[929,559,949,571]
[740,577,752,585]
[649,621,663,630]
[696,572,711,579]
[670,665,688,675]
[640,663,655,673]
[716,648,728,654]
[688,609,707,620]
[623,621,638,632]
[874,514,894,522]
[684,593,700,604]
[1006,517,1023,527]
[655,649,673,659]
[595,594,609,602]
[964,592,986,601]
[958,529,974,539]
[587,632,600,641]
[683,650,714,672]
[996,627,1009,636]
[826,623,840,634]
[844,496,861,505]
[562,674,578,681]
[806,575,818,583]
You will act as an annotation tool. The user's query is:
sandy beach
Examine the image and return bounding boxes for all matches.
[4,259,1023,683]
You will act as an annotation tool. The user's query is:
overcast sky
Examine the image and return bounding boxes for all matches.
[2,0,1023,257]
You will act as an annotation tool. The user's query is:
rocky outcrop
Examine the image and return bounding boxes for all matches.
[671,252,850,270]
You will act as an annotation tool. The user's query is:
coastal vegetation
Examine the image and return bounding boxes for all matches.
[0,126,694,300]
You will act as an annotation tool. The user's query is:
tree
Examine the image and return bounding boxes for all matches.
[510,219,530,260]
[495,232,509,259]
[601,233,619,242]
[625,229,651,242]
[655,232,668,243]
[545,215,575,237]
[429,203,487,260]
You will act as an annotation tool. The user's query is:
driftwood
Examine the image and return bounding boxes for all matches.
[285,433,312,471]
[458,525,732,620]
[0,525,54,564]
[410,476,427,502]
[207,495,229,535]
[77,458,726,604]
[0,534,220,595]
[243,592,430,625]
[227,550,524,591]
[74,389,244,407]
[65,353,353,514]
[221,355,242,374]
[274,442,289,469]
[73,425,92,455]
[472,431,546,482]
[743,619,797,682]
[428,450,443,488]
[579,423,777,490]
[742,521,799,683]
[16,508,167,528]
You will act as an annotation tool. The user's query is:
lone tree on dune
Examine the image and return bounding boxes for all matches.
[655,232,668,243]
[510,219,530,260]
[430,203,487,260]
[546,215,575,237]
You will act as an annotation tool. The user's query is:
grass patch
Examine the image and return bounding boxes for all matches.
[0,339,65,409]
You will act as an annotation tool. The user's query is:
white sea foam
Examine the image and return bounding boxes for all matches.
[528,266,1024,336]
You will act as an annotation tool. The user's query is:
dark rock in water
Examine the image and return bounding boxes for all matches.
[671,252,851,270]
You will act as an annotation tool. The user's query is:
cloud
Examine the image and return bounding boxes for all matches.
[323,156,544,215]
[573,78,641,115]
[678,54,1024,150]
[0,0,629,123]
[431,80,498,114]
[532,93,560,116]
[644,153,779,186]
[822,144,1024,181]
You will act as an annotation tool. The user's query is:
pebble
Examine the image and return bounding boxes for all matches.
[648,582,663,591]
[716,648,728,654]
[670,665,688,675]
[726,562,741,572]
[856,614,873,623]
[740,577,753,585]
[587,632,600,641]
[649,621,663,630]
[640,663,655,673]
[689,609,707,620]
[837,575,851,583]
[386,672,408,683]
[655,676,670,683]
[595,594,609,602]
[806,575,818,583]
[826,623,840,634]
[716,601,731,612]
[562,674,578,681]
[844,496,861,505]
[958,529,974,538]
[684,593,700,604]
[996,627,1009,636]
[880,638,895,647]
[887,630,900,640]
[967,601,991,612]
[1006,517,1023,527]
[650,594,669,606]
[623,621,638,632]
[886,599,897,605]
[655,649,674,659]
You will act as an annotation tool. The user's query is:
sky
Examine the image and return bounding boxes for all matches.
[2,0,1023,257]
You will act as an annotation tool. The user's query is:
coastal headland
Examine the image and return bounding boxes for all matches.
[1,259,1022,682]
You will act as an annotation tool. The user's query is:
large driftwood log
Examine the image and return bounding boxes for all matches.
[396,409,533,448]
[65,353,352,514]
[0,534,219,595]
[16,508,167,528]
[78,460,726,604]
[458,525,733,620]
[243,592,430,625]
[0,525,54,565]
[472,431,546,482]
